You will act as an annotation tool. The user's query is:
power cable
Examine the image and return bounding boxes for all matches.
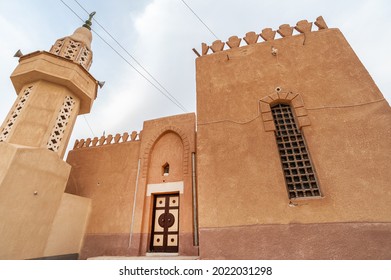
[83,115,96,137]
[93,28,188,112]
[60,0,84,22]
[73,0,188,112]
[180,0,219,40]
[59,0,188,112]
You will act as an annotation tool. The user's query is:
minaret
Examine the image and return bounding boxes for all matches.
[1,12,97,158]
[0,14,98,259]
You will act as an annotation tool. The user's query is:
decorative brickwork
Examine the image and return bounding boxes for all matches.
[78,47,92,69]
[73,130,141,149]
[196,16,328,55]
[63,39,81,60]
[72,126,191,178]
[50,39,64,55]
[50,38,93,70]
[0,85,33,142]
[47,96,76,152]
[259,90,311,132]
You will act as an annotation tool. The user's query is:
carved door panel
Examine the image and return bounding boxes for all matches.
[150,194,179,252]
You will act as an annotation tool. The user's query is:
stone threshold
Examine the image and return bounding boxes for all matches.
[88,254,199,260]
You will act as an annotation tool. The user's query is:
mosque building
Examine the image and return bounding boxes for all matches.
[0,14,390,259]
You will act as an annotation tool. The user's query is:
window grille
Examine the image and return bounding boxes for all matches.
[63,40,81,60]
[78,47,92,69]
[50,39,64,55]
[46,96,75,152]
[0,85,33,142]
[50,39,92,70]
[271,103,321,199]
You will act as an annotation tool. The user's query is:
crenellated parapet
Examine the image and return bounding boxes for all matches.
[72,130,142,150]
[196,16,328,56]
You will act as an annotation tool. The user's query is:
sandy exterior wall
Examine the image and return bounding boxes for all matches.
[195,28,391,258]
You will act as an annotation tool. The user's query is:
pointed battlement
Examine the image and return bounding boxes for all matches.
[72,130,142,150]
[195,16,328,56]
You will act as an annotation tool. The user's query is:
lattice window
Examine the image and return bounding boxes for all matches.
[78,47,91,69]
[63,40,81,60]
[50,39,65,55]
[46,96,76,152]
[271,103,321,199]
[0,85,33,142]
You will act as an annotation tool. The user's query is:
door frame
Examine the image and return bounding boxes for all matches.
[149,192,180,253]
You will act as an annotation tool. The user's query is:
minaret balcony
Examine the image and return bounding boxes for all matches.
[10,51,98,114]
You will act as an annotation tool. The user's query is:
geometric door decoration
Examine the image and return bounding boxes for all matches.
[150,193,179,253]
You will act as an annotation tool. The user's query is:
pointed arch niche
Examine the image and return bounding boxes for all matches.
[142,126,191,180]
[144,129,189,185]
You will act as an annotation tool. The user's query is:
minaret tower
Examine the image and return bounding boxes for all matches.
[0,14,98,259]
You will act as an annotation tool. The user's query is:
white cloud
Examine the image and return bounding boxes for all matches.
[335,0,391,102]
[95,0,198,133]
[0,15,35,124]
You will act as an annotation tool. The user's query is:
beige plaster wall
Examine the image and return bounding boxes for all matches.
[66,141,141,234]
[199,222,391,259]
[66,113,197,257]
[147,132,184,184]
[196,29,383,125]
[196,28,391,229]
[0,143,71,259]
[44,193,91,257]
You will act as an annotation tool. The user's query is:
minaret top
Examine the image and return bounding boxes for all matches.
[69,26,93,50]
[49,12,96,70]
[82,11,96,30]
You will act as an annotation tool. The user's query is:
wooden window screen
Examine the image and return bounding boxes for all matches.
[271,103,321,199]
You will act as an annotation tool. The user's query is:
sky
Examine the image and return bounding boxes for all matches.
[0,0,390,157]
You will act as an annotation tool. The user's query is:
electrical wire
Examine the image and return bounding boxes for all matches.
[60,0,84,21]
[180,0,219,40]
[59,0,188,113]
[83,115,96,137]
[73,0,188,112]
[92,28,189,113]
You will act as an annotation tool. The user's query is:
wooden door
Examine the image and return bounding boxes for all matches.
[150,193,179,252]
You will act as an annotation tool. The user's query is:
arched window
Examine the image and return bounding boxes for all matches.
[271,103,321,199]
[162,162,170,176]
